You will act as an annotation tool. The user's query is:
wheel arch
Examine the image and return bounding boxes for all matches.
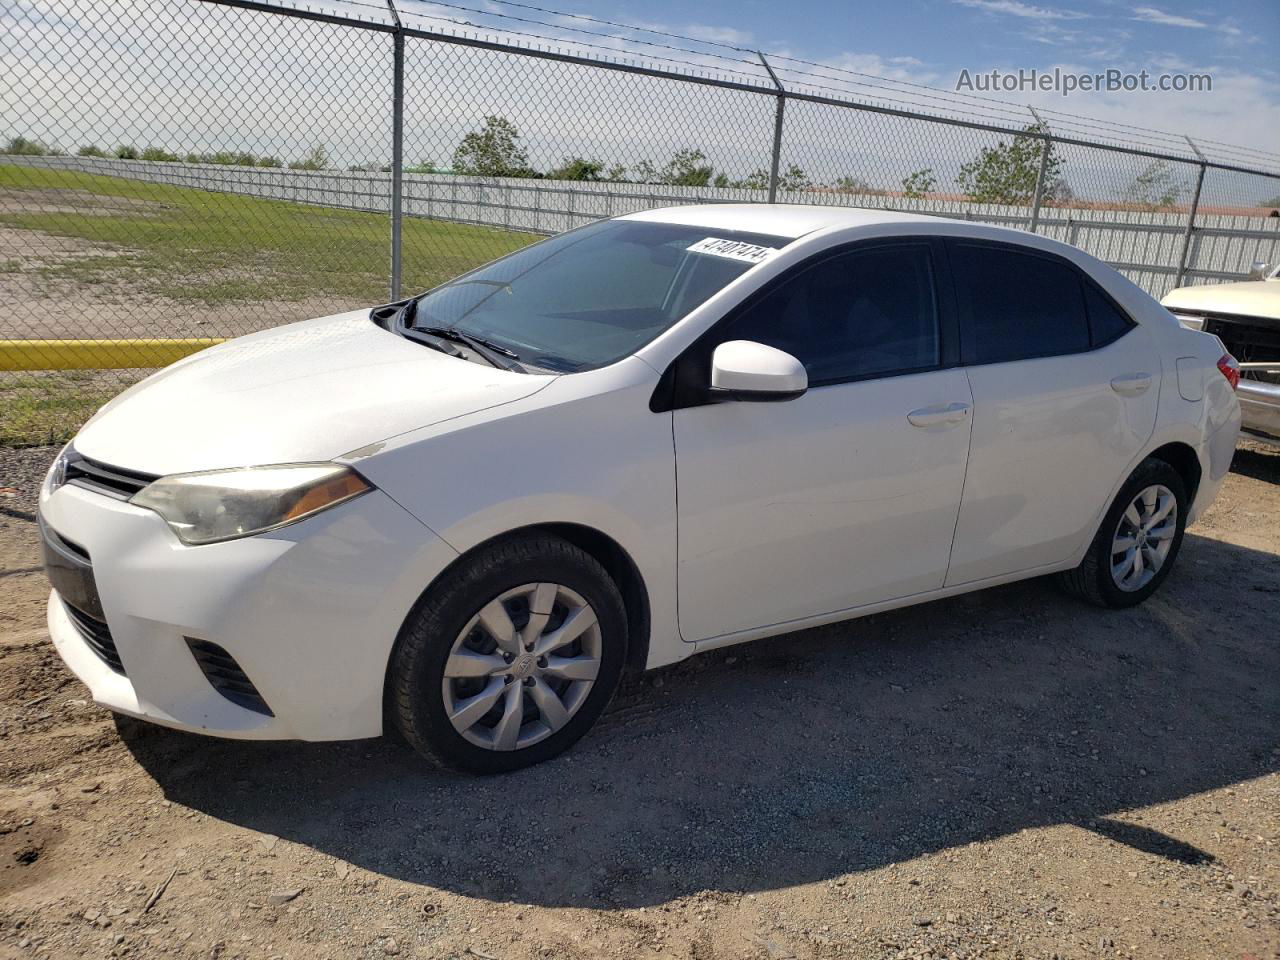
[1145,440,1203,504]
[387,522,652,685]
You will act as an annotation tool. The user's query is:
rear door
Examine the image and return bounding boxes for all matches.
[671,240,974,642]
[944,239,1160,585]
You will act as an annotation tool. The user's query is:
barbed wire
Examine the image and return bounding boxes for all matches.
[219,0,1280,171]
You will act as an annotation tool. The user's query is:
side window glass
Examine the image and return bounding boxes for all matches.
[1083,280,1134,346]
[950,243,1090,364]
[724,245,940,384]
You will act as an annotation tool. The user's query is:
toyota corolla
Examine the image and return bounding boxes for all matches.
[39,205,1241,773]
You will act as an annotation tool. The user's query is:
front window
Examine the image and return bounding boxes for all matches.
[404,220,790,372]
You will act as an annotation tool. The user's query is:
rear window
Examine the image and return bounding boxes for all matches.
[950,242,1091,365]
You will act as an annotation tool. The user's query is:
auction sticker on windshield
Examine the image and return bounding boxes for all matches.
[686,237,778,264]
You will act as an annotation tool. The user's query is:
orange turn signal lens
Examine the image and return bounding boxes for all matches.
[283,470,372,522]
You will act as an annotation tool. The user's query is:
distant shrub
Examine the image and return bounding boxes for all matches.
[4,136,51,156]
[288,145,329,171]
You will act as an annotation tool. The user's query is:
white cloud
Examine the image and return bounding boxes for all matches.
[953,0,1087,21]
[1131,6,1207,29]
[683,24,753,46]
[1021,63,1280,159]
[1131,6,1243,37]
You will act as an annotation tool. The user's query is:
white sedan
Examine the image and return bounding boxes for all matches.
[39,205,1241,773]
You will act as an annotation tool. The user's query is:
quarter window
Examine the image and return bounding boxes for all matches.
[949,242,1090,364]
[1083,280,1134,346]
[723,244,940,385]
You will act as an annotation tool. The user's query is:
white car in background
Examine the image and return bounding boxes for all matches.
[1162,262,1280,445]
[40,205,1241,773]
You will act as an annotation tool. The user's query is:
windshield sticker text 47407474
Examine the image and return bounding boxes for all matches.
[686,237,778,264]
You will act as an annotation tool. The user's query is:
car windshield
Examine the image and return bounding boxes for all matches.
[404,220,790,372]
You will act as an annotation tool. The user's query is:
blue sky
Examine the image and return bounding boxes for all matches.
[505,0,1280,156]
[5,0,1277,197]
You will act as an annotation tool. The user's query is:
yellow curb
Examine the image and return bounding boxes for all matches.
[0,338,224,371]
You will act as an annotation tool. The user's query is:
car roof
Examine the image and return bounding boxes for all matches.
[618,203,941,239]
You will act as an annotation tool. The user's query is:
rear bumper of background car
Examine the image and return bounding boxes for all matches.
[40,480,456,741]
[1238,378,1280,444]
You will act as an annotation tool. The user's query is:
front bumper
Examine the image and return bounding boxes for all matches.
[40,480,456,741]
[1238,378,1280,444]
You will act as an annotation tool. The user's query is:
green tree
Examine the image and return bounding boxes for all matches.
[452,116,533,178]
[630,159,660,184]
[738,169,770,189]
[547,156,605,181]
[834,175,874,193]
[1125,160,1183,210]
[778,164,811,191]
[289,144,329,171]
[77,144,108,158]
[901,168,937,199]
[957,122,1064,205]
[4,136,50,156]
[141,146,178,162]
[257,156,281,168]
[660,148,713,186]
[115,144,140,159]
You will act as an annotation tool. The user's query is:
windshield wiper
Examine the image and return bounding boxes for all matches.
[414,324,527,373]
[398,326,466,359]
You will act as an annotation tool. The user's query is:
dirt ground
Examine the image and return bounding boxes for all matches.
[0,440,1277,960]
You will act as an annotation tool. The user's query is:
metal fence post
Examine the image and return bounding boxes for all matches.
[1176,137,1207,288]
[387,0,404,301]
[758,52,785,203]
[1027,107,1049,234]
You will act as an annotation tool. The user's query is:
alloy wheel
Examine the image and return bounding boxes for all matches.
[441,582,602,751]
[1110,484,1177,592]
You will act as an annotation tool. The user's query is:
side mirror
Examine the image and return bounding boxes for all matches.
[710,340,807,401]
[1248,261,1272,281]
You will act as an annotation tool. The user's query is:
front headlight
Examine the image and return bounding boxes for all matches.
[43,442,77,496]
[130,463,372,545]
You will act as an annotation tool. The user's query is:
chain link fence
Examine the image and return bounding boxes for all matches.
[3,0,1279,444]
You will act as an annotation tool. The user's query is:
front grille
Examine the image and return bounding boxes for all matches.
[186,639,274,716]
[64,603,125,674]
[1199,314,1280,386]
[65,456,157,500]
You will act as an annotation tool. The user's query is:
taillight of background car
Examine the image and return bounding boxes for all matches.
[1217,354,1240,391]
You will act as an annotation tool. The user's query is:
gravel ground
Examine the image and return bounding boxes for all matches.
[0,440,1277,960]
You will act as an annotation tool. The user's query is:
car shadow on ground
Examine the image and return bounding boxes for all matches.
[1231,440,1280,484]
[120,526,1280,910]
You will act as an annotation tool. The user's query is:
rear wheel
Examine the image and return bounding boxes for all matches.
[387,534,627,774]
[1059,458,1188,608]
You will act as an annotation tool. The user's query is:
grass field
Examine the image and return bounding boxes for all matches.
[0,165,539,446]
[0,165,537,305]
[0,370,134,448]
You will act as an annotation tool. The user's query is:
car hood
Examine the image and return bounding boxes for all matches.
[1161,279,1280,323]
[73,311,554,476]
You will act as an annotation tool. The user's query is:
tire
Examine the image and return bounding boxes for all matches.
[387,533,627,774]
[1058,457,1188,609]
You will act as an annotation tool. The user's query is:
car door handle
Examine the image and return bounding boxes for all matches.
[907,401,971,429]
[1111,373,1152,397]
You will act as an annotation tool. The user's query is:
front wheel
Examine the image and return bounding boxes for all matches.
[1059,457,1188,608]
[387,534,627,774]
